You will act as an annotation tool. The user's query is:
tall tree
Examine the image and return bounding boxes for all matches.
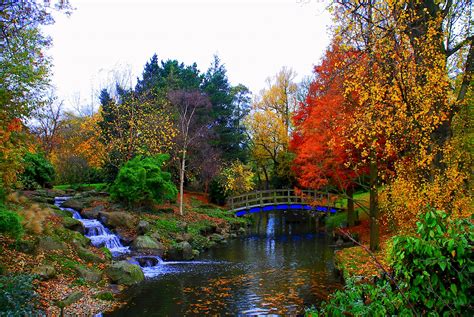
[291,43,362,226]
[202,56,249,162]
[168,90,211,215]
[331,0,473,243]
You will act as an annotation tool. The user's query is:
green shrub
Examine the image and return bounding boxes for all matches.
[309,208,473,316]
[19,152,55,189]
[110,154,177,206]
[390,208,473,314]
[0,207,23,239]
[208,178,227,205]
[0,274,42,316]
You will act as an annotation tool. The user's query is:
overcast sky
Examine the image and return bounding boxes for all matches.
[44,0,333,110]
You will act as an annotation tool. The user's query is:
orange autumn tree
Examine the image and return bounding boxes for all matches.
[332,0,472,237]
[291,43,362,227]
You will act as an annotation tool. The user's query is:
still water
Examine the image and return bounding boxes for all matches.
[108,211,342,316]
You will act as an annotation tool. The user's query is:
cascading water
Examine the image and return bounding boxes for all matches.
[55,196,218,278]
[54,197,130,257]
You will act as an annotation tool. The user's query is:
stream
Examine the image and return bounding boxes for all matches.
[55,197,342,316]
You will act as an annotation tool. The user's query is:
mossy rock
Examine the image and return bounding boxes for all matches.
[77,247,105,263]
[131,236,164,256]
[62,217,84,234]
[106,261,144,285]
[167,241,193,260]
[56,291,84,309]
[100,212,136,229]
[61,199,84,211]
[73,264,102,283]
[95,291,114,301]
[32,264,56,280]
[38,236,66,251]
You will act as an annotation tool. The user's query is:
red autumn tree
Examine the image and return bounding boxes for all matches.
[291,42,361,226]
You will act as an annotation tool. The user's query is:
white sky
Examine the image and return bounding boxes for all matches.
[44,0,333,110]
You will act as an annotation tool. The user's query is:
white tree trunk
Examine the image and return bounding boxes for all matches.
[179,150,186,216]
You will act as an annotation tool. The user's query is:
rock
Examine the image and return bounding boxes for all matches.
[175,233,192,242]
[70,231,90,248]
[56,291,83,308]
[131,236,164,256]
[77,247,105,263]
[74,265,102,283]
[94,291,114,301]
[168,241,193,260]
[178,221,188,231]
[210,233,225,242]
[30,196,48,204]
[32,265,56,280]
[38,236,65,251]
[61,199,84,211]
[62,217,84,234]
[238,227,247,235]
[81,206,104,219]
[137,220,151,235]
[106,261,144,285]
[100,212,135,229]
[149,232,161,242]
[192,249,200,258]
[230,233,237,239]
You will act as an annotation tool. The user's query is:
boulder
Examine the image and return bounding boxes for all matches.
[175,233,192,243]
[136,220,151,235]
[131,236,164,256]
[61,199,84,211]
[77,247,105,263]
[81,206,104,219]
[238,227,247,235]
[32,264,56,280]
[71,232,90,248]
[62,217,84,234]
[38,236,65,251]
[100,212,135,229]
[74,265,102,283]
[210,233,225,242]
[56,291,83,309]
[167,241,193,261]
[106,261,144,285]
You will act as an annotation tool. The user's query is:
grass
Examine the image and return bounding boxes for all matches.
[327,191,370,229]
[53,183,107,191]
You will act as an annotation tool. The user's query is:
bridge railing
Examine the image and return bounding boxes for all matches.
[227,189,337,212]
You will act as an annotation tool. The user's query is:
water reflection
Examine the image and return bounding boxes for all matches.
[108,211,341,316]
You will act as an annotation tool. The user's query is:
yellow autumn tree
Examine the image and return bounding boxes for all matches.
[331,0,472,242]
[245,109,288,189]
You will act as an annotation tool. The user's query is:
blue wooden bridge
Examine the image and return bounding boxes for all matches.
[227,189,343,217]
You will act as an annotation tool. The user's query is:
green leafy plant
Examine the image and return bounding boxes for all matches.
[0,206,23,239]
[308,208,473,316]
[391,208,473,314]
[19,152,55,189]
[0,274,42,316]
[110,154,178,206]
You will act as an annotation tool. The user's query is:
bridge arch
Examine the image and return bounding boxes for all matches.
[227,189,343,217]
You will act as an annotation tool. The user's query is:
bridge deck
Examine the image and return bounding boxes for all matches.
[227,189,342,216]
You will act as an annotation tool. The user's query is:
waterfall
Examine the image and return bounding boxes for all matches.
[54,197,130,257]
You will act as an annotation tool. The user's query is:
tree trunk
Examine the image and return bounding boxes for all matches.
[262,166,270,190]
[179,150,186,216]
[369,158,379,251]
[347,186,355,227]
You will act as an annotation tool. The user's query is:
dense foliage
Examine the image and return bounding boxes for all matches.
[19,152,55,189]
[308,209,473,316]
[0,274,41,316]
[110,154,177,206]
[0,206,23,239]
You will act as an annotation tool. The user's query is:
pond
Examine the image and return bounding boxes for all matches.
[107,211,342,316]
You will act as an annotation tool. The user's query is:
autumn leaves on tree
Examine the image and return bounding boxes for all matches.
[292,0,472,250]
